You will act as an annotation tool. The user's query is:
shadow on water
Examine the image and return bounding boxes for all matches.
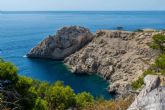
[25,58,113,99]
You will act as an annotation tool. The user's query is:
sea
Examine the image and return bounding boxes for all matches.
[0,11,165,99]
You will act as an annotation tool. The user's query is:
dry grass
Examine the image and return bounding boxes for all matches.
[82,95,134,110]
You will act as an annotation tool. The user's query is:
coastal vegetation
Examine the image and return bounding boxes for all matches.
[131,34,165,90]
[0,59,94,110]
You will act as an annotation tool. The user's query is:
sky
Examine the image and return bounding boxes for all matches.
[0,0,165,11]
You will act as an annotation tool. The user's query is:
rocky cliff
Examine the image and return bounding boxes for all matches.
[27,26,93,60]
[64,30,164,96]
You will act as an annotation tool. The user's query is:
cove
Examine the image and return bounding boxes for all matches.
[22,58,112,99]
[1,11,165,99]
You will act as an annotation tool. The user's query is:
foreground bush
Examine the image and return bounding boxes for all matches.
[0,59,94,110]
[0,60,18,82]
[76,92,94,109]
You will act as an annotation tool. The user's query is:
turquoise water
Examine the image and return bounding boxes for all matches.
[0,11,165,99]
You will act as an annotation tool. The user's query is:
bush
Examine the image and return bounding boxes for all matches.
[76,92,94,108]
[33,98,48,110]
[46,84,76,110]
[16,76,38,110]
[16,76,33,94]
[131,76,144,90]
[36,81,49,98]
[155,54,165,70]
[150,34,165,53]
[143,69,157,76]
[0,61,18,82]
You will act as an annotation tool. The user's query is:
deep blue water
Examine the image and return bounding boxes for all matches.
[0,11,165,99]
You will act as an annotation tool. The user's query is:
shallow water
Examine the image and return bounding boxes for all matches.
[0,11,165,99]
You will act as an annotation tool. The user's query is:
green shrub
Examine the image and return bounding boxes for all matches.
[76,92,94,108]
[53,80,64,87]
[155,54,165,70]
[36,81,49,98]
[143,69,157,76]
[16,76,38,110]
[0,61,18,82]
[131,76,144,90]
[16,76,33,94]
[46,84,76,110]
[33,98,48,110]
[150,34,165,53]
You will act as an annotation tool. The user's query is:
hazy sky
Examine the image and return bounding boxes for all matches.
[0,0,165,11]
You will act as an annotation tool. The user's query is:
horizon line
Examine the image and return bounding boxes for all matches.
[1,10,165,12]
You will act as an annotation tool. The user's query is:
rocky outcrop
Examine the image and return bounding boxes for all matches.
[64,30,165,96]
[128,75,165,110]
[27,26,93,60]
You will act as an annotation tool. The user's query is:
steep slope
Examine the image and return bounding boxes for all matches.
[64,30,164,96]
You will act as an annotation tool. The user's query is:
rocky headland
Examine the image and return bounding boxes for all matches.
[27,26,93,60]
[64,30,165,97]
[27,26,165,100]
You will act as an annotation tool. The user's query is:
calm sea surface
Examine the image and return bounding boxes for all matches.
[0,11,165,99]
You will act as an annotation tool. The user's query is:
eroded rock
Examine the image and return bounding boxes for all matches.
[128,75,162,110]
[27,26,93,60]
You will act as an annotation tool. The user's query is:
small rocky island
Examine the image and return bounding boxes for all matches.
[27,26,165,109]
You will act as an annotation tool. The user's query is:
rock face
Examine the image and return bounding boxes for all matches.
[64,30,164,96]
[128,75,165,110]
[27,26,93,60]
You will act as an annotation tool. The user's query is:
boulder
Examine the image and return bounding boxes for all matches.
[128,75,161,110]
[27,26,93,60]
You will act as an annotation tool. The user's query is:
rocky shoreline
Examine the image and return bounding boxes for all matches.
[27,26,165,99]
